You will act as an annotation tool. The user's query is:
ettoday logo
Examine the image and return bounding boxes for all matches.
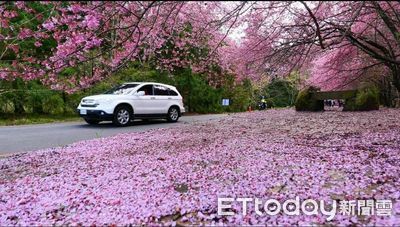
[218,197,393,221]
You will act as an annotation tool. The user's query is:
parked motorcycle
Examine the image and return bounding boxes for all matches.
[258,102,267,110]
[258,96,267,110]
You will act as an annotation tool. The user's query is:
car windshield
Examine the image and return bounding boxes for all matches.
[104,84,139,95]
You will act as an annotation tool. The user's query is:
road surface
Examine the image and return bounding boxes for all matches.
[0,114,227,156]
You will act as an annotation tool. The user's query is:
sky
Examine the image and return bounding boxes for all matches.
[228,22,247,44]
[220,1,250,44]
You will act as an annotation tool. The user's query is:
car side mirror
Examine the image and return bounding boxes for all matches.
[135,91,145,96]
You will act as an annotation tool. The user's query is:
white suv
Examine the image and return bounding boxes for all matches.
[77,82,185,126]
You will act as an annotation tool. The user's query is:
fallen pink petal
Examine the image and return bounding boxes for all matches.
[1,109,399,225]
[1,1,400,226]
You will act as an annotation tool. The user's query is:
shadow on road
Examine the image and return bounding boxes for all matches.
[77,119,173,128]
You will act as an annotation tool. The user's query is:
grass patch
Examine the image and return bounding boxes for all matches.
[0,113,81,126]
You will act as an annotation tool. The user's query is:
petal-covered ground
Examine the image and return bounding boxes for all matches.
[1,108,400,226]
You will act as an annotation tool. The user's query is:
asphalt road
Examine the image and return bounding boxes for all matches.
[0,114,227,156]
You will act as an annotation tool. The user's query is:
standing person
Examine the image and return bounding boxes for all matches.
[260,96,267,110]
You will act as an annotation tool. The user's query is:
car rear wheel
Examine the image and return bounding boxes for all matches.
[167,106,180,122]
[113,105,132,126]
[84,119,100,125]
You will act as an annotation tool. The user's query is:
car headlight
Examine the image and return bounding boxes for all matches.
[81,99,100,107]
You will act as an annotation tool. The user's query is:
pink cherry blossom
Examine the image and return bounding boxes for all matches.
[1,1,400,93]
[34,41,42,47]
[42,21,55,30]
[83,15,99,30]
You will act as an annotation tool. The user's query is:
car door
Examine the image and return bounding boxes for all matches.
[153,84,171,114]
[133,84,158,114]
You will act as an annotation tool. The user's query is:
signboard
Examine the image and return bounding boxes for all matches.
[222,99,230,106]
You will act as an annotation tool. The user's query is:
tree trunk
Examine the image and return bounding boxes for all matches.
[186,72,192,112]
[11,80,25,114]
[377,76,392,107]
[62,92,67,114]
[32,101,44,114]
[13,93,25,114]
[391,65,400,95]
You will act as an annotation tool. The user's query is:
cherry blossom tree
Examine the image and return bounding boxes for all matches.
[0,1,246,92]
[2,1,400,96]
[235,1,400,94]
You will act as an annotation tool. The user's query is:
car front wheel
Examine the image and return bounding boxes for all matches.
[167,106,180,122]
[113,105,132,126]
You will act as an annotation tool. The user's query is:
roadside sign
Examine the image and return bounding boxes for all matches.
[222,99,230,106]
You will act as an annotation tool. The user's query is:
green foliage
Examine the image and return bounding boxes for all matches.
[225,85,250,112]
[264,98,275,108]
[343,97,357,111]
[25,81,51,113]
[42,95,65,114]
[218,75,253,112]
[356,87,380,110]
[0,2,57,61]
[88,65,253,114]
[263,78,298,107]
[0,79,68,115]
[84,63,174,96]
[0,113,79,126]
[344,86,379,111]
[0,79,27,114]
[63,92,81,113]
[0,63,257,117]
[295,86,324,111]
[174,69,223,113]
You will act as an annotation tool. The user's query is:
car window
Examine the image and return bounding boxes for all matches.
[168,89,179,96]
[104,84,139,95]
[154,85,170,96]
[137,85,154,96]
